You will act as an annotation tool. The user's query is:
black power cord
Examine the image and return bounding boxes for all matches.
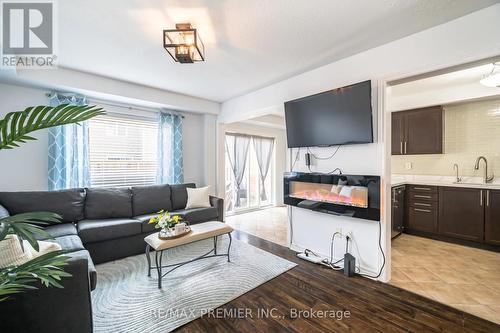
[305,145,343,174]
[328,168,343,175]
[291,147,301,171]
[307,145,341,160]
[351,219,386,279]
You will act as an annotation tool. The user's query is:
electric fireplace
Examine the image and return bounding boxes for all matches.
[284,172,380,221]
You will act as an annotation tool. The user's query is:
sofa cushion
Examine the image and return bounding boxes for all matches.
[51,235,85,252]
[77,218,142,243]
[131,184,172,216]
[85,187,132,219]
[67,249,97,290]
[36,223,78,240]
[0,188,86,222]
[133,214,159,233]
[171,207,219,224]
[170,183,196,210]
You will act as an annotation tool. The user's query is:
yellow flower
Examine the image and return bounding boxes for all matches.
[171,215,182,223]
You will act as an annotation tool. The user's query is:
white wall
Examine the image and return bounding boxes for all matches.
[219,4,500,281]
[0,83,211,191]
[202,114,218,195]
[6,67,220,115]
[0,84,49,191]
[217,122,287,206]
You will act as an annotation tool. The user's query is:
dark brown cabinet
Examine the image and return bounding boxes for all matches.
[391,106,443,155]
[391,112,404,155]
[485,190,500,245]
[392,184,500,249]
[439,187,484,242]
[407,185,439,234]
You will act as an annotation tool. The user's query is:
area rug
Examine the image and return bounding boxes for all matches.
[91,236,296,333]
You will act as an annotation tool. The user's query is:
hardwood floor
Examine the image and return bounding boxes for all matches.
[177,231,499,333]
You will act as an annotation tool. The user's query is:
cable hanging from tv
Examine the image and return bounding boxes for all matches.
[307,145,341,160]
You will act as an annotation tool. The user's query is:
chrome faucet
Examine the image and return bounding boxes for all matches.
[453,163,462,183]
[474,156,494,183]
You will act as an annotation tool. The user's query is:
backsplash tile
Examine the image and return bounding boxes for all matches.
[392,98,500,177]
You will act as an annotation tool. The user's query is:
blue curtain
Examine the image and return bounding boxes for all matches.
[156,112,183,184]
[47,93,91,190]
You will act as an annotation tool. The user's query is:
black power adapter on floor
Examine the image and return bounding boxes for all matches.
[344,253,356,277]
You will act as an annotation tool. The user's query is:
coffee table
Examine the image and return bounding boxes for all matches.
[144,221,233,288]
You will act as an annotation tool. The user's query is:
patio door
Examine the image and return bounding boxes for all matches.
[225,134,274,214]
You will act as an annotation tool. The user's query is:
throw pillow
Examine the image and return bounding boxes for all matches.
[185,186,211,209]
[0,235,33,268]
[24,240,62,258]
[0,235,63,269]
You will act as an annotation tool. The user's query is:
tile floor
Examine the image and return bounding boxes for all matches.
[226,206,288,247]
[391,234,500,324]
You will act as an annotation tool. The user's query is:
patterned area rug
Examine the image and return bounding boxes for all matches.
[92,236,296,333]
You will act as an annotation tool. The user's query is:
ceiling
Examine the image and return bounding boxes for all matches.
[241,114,286,129]
[56,0,498,102]
[388,63,500,111]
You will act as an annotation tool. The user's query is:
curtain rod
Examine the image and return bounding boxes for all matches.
[225,131,275,140]
[44,92,185,118]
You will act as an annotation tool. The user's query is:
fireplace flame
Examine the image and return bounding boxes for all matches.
[289,181,368,208]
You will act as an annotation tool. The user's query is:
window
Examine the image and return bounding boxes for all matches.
[88,114,158,187]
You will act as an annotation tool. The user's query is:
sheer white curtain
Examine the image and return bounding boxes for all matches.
[225,134,251,207]
[253,136,275,201]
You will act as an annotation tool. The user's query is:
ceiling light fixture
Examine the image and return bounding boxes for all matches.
[480,63,500,88]
[163,23,204,63]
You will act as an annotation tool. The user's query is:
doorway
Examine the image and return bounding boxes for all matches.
[224,133,275,215]
[387,60,500,324]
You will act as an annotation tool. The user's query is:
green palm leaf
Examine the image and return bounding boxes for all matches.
[0,212,62,251]
[0,104,105,150]
[0,250,72,301]
[0,103,104,301]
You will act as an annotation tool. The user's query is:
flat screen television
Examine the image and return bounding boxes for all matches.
[284,80,373,148]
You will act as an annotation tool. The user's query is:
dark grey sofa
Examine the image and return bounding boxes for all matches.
[0,183,223,333]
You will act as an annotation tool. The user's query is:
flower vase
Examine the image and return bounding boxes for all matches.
[159,227,174,238]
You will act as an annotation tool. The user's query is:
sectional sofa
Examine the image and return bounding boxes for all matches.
[0,183,223,333]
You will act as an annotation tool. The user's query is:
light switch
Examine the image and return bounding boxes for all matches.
[405,162,412,170]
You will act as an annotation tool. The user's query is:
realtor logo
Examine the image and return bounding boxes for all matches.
[1,1,56,68]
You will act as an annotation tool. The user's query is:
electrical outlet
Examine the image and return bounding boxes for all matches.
[405,162,413,170]
[335,228,343,237]
[345,231,353,240]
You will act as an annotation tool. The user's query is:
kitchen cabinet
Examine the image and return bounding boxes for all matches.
[485,189,500,245]
[392,184,500,248]
[391,186,405,238]
[391,113,404,155]
[391,106,443,155]
[439,187,484,242]
[407,185,439,234]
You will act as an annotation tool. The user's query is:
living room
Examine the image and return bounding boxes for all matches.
[1,1,500,332]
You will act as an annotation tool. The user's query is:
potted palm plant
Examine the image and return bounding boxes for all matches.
[0,104,104,301]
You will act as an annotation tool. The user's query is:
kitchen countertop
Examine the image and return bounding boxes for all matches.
[391,175,500,190]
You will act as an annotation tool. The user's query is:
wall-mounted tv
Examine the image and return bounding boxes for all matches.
[284,80,373,148]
